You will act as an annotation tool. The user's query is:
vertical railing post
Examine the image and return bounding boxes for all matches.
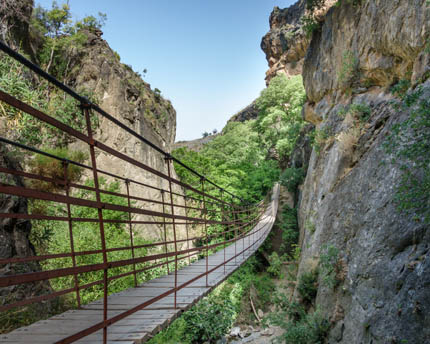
[221,189,226,274]
[82,104,108,344]
[242,206,245,259]
[125,179,137,287]
[63,161,81,308]
[184,195,191,265]
[165,155,178,309]
[234,203,237,265]
[201,178,208,287]
[160,190,170,274]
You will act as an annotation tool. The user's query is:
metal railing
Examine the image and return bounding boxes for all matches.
[0,42,270,343]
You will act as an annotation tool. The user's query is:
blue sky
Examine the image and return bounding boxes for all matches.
[36,0,295,141]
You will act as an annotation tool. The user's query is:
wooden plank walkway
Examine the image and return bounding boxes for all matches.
[1,185,279,344]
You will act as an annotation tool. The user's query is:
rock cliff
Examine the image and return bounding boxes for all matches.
[263,0,430,343]
[261,1,307,84]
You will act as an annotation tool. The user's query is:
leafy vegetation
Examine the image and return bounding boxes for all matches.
[0,46,98,147]
[254,74,307,161]
[280,167,305,193]
[338,50,359,90]
[35,178,154,304]
[297,270,319,305]
[267,293,330,344]
[148,257,275,344]
[279,205,299,254]
[319,244,342,289]
[384,81,430,224]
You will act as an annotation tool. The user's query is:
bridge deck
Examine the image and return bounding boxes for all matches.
[1,187,279,344]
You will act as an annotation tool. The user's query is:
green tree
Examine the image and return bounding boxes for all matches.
[254,74,306,161]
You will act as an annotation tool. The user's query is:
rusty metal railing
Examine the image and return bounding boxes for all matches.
[0,42,270,343]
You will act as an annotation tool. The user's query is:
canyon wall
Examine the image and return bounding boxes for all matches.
[263,0,430,342]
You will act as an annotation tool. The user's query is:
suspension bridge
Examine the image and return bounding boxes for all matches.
[0,42,279,343]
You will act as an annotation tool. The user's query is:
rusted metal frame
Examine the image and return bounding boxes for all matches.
[160,190,170,274]
[63,161,81,308]
[55,235,255,344]
[0,91,235,210]
[0,211,237,227]
[125,179,138,287]
[0,183,230,225]
[1,207,268,324]
[0,43,244,205]
[221,189,226,274]
[184,195,191,265]
[0,237,247,288]
[201,178,209,287]
[165,156,178,308]
[82,105,109,344]
[0,217,248,266]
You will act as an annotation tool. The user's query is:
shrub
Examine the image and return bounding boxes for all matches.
[297,270,319,304]
[279,206,299,254]
[280,167,305,193]
[267,293,330,344]
[267,251,283,278]
[182,297,235,343]
[338,50,359,89]
[301,15,320,38]
[349,103,372,122]
[29,148,87,192]
[384,84,430,224]
[319,244,341,289]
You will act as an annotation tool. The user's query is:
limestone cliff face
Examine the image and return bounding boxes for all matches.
[3,0,186,245]
[264,0,430,343]
[261,1,308,84]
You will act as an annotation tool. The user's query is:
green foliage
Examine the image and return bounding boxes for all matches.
[174,121,280,203]
[32,1,106,78]
[267,251,284,278]
[305,218,316,234]
[280,167,305,193]
[311,127,331,153]
[384,83,430,224]
[149,257,272,343]
[40,178,152,304]
[0,52,98,146]
[301,15,320,38]
[183,297,235,342]
[255,74,306,160]
[338,50,359,89]
[267,293,330,344]
[319,244,341,289]
[279,206,299,254]
[29,148,87,192]
[297,270,319,304]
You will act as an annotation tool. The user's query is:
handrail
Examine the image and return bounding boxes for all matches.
[0,41,243,203]
[0,40,275,344]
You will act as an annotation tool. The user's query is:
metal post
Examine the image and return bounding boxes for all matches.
[63,161,81,308]
[221,190,226,274]
[161,190,170,274]
[165,156,178,308]
[125,180,137,287]
[184,196,191,265]
[83,105,108,344]
[201,178,208,287]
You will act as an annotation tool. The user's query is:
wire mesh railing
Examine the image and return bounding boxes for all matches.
[0,42,271,343]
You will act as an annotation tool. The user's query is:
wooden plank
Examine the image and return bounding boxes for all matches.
[2,190,278,344]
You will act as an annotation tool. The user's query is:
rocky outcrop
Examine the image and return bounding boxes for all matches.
[227,101,259,123]
[173,134,218,152]
[66,28,185,243]
[264,0,430,342]
[261,2,308,84]
[287,1,430,343]
[0,145,58,327]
